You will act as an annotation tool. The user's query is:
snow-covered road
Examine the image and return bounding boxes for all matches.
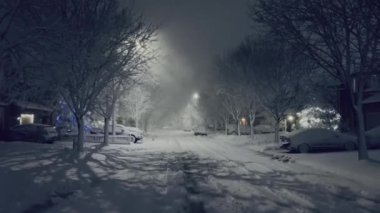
[0,130,379,213]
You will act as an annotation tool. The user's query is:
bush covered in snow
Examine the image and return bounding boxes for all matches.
[297,107,341,130]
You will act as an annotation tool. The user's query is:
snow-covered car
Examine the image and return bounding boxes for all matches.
[254,124,275,134]
[194,127,208,136]
[88,124,143,143]
[89,125,124,135]
[280,128,357,153]
[227,124,250,135]
[366,126,380,148]
[4,124,58,143]
[115,124,144,143]
[89,127,103,135]
[107,124,124,135]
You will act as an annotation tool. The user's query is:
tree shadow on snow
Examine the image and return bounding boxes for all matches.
[0,143,379,213]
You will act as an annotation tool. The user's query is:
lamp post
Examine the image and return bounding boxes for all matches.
[285,115,295,132]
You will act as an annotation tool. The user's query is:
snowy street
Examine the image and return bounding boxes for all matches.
[0,130,379,213]
[2,1,380,212]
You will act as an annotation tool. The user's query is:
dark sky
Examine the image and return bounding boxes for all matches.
[127,0,252,120]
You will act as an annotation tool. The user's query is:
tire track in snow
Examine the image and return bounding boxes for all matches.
[187,136,315,212]
[164,137,207,213]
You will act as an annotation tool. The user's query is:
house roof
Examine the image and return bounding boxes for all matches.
[14,101,53,112]
[363,94,380,104]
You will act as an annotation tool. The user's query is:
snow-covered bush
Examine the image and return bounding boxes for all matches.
[297,107,341,130]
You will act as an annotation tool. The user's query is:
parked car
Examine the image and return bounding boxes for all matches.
[89,127,103,135]
[227,124,250,135]
[254,124,275,134]
[4,124,58,143]
[115,124,144,143]
[89,124,143,143]
[280,128,357,153]
[56,126,78,139]
[107,124,124,135]
[194,127,208,136]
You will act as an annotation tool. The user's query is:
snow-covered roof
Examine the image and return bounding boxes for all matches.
[363,93,380,104]
[13,101,53,112]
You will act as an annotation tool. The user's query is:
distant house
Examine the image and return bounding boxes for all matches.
[337,74,380,131]
[0,101,54,132]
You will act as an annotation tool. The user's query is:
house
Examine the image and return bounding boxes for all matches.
[0,101,54,132]
[337,73,380,131]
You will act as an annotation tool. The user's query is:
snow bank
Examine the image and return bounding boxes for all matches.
[212,133,380,192]
[294,151,380,190]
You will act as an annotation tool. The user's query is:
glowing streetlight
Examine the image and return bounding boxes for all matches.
[241,117,247,125]
[287,115,295,122]
[285,115,295,132]
[193,92,200,100]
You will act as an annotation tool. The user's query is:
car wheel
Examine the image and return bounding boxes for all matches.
[131,135,137,143]
[344,142,356,151]
[298,143,311,153]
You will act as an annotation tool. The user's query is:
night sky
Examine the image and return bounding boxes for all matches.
[131,0,252,118]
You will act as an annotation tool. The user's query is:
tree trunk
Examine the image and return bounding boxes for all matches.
[274,120,280,143]
[224,117,228,135]
[111,110,116,143]
[74,117,85,152]
[237,118,241,136]
[103,117,110,145]
[143,115,149,132]
[356,104,369,160]
[249,114,255,138]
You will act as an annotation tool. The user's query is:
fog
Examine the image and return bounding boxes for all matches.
[130,0,251,125]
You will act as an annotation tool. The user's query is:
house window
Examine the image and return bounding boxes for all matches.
[19,114,34,125]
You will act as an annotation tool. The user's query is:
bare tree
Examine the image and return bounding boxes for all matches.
[198,91,229,134]
[0,0,61,102]
[216,45,258,136]
[122,85,153,129]
[227,42,259,137]
[51,0,155,152]
[252,0,380,159]
[95,42,155,145]
[95,80,131,145]
[243,38,311,143]
[217,88,246,136]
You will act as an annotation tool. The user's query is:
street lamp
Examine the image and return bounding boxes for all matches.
[287,115,295,122]
[241,117,247,126]
[193,92,200,100]
[285,115,295,132]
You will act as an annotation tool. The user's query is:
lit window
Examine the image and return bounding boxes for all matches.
[20,114,34,125]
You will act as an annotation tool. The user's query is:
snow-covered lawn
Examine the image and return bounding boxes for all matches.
[0,131,379,213]
[215,133,380,192]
